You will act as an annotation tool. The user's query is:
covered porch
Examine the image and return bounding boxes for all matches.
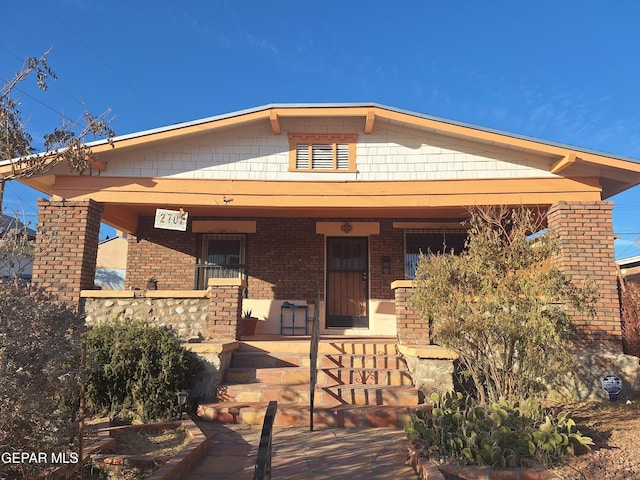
[32,193,625,353]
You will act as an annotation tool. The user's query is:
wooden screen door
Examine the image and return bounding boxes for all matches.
[326,237,369,328]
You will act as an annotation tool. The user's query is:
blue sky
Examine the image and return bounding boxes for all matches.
[2,0,639,258]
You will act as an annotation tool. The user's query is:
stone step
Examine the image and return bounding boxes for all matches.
[217,382,421,406]
[224,366,413,387]
[198,401,429,428]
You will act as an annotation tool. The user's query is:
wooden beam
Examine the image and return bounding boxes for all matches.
[269,110,281,135]
[50,175,603,210]
[100,206,139,234]
[364,110,375,134]
[550,153,577,174]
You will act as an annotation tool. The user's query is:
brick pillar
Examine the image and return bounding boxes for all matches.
[32,199,103,306]
[206,279,245,341]
[547,201,622,353]
[392,280,430,345]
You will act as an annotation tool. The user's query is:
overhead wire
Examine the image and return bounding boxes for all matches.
[37,0,171,124]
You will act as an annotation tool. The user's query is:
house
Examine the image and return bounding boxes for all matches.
[95,234,128,289]
[618,255,640,284]
[3,103,640,356]
[1,214,35,281]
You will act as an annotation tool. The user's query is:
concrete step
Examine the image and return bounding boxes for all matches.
[224,366,413,387]
[197,401,429,428]
[216,382,421,406]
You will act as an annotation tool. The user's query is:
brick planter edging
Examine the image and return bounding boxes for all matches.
[409,453,562,480]
[89,418,207,480]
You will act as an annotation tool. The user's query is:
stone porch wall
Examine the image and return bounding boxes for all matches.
[81,291,210,341]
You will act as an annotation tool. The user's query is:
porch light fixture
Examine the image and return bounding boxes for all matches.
[177,390,188,420]
[381,256,391,274]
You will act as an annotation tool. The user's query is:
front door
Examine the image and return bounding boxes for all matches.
[326,237,369,328]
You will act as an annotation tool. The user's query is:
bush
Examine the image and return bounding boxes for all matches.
[621,281,640,357]
[86,318,202,423]
[0,281,83,480]
[411,207,596,404]
[405,391,593,468]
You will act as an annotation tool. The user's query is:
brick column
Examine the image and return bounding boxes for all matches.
[392,280,430,345]
[547,201,622,353]
[32,199,103,306]
[206,279,245,341]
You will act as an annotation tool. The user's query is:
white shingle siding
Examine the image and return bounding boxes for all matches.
[100,120,554,181]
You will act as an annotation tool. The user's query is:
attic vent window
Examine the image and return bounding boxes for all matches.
[289,133,357,172]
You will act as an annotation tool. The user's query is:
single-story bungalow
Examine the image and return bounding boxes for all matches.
[4,103,640,359]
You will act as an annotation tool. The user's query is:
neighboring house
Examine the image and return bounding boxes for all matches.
[3,103,640,355]
[95,235,128,289]
[0,214,35,281]
[618,255,640,284]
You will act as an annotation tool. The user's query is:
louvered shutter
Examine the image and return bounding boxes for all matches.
[295,144,310,169]
[336,144,350,170]
[312,144,334,169]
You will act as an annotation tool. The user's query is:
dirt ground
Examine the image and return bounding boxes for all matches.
[551,401,640,479]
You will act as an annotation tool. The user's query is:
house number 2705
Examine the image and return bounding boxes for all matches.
[154,208,188,231]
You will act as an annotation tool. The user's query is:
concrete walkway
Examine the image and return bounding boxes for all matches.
[184,421,418,479]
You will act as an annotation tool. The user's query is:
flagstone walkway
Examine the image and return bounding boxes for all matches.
[184,421,418,479]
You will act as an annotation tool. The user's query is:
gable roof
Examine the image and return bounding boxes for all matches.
[3,103,640,199]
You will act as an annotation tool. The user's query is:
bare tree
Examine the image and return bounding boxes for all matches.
[0,48,115,209]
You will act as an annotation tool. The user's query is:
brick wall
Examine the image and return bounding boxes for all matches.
[247,218,404,301]
[247,218,324,300]
[370,221,404,300]
[393,283,429,345]
[548,201,622,353]
[32,199,103,305]
[126,216,199,290]
[207,285,243,340]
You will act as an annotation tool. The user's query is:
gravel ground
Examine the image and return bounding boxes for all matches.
[551,401,640,480]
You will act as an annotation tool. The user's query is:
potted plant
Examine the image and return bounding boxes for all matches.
[241,309,258,336]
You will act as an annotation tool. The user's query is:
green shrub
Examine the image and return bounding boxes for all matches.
[411,207,596,404]
[405,391,593,468]
[86,318,202,423]
[0,281,83,480]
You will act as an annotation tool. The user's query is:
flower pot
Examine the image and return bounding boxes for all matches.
[241,317,258,336]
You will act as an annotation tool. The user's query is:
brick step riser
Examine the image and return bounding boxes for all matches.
[198,404,424,428]
[231,354,405,369]
[320,355,406,369]
[238,342,398,356]
[224,368,413,387]
[219,385,420,406]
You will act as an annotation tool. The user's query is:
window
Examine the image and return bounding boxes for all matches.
[196,234,246,288]
[289,133,357,172]
[404,230,468,279]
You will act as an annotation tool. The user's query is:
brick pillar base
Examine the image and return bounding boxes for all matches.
[206,280,245,341]
[548,201,622,353]
[32,199,103,306]
[392,280,429,345]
